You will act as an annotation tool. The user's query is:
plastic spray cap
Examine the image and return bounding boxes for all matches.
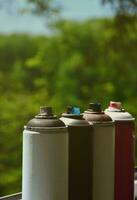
[89,102,102,112]
[35,106,57,119]
[109,102,122,110]
[67,106,81,115]
[40,106,53,116]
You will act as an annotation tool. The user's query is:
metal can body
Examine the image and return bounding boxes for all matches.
[22,107,68,200]
[83,103,115,200]
[60,113,92,200]
[87,122,115,200]
[22,128,68,200]
[105,102,135,200]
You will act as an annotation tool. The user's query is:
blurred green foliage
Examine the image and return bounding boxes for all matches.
[0,16,137,195]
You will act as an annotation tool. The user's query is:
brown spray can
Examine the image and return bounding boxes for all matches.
[60,106,93,200]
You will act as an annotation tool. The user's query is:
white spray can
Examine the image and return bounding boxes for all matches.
[22,107,68,200]
[83,102,115,200]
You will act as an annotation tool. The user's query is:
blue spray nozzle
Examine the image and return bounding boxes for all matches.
[67,106,81,115]
[71,107,81,115]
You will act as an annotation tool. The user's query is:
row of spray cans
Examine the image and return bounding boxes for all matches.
[22,101,135,200]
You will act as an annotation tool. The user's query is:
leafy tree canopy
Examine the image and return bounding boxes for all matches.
[102,0,137,15]
[0,0,60,16]
[1,0,137,16]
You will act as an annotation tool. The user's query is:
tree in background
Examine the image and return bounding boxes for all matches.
[0,0,60,16]
[1,0,137,15]
[102,0,137,14]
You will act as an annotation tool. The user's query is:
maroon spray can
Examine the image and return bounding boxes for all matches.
[105,101,135,200]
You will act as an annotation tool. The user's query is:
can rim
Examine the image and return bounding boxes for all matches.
[24,125,68,132]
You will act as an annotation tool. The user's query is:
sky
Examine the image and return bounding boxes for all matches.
[0,0,114,35]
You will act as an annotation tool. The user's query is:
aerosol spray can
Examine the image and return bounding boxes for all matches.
[105,101,135,200]
[83,103,115,200]
[60,106,92,200]
[22,107,68,200]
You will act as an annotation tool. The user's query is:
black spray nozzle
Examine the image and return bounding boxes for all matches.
[40,106,53,116]
[67,106,73,114]
[89,103,102,112]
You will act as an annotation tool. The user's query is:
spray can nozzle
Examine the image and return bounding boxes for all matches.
[35,106,57,119]
[67,106,81,115]
[40,107,53,116]
[89,103,102,112]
